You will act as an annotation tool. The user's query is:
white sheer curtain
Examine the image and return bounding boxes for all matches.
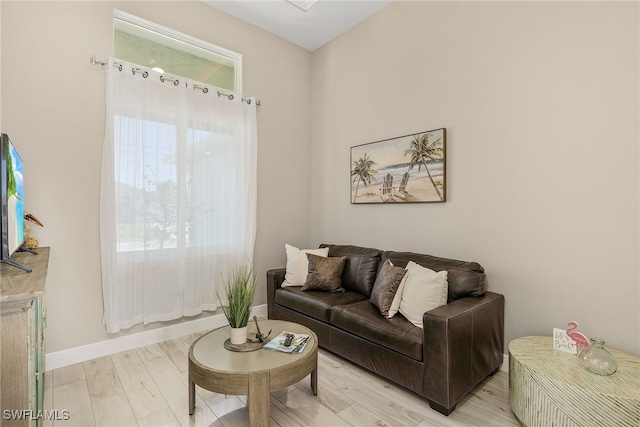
[100,58,257,333]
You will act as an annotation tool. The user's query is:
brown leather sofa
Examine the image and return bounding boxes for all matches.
[266,244,505,415]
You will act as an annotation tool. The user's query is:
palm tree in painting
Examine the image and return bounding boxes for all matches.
[404,132,444,201]
[351,152,378,202]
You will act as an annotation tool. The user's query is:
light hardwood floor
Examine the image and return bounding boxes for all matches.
[43,333,520,426]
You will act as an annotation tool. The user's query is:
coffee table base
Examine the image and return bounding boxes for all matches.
[188,321,318,427]
[188,368,317,418]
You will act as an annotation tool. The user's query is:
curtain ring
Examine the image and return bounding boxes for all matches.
[160,75,165,82]
[133,68,149,78]
[118,64,123,72]
[174,80,179,87]
[203,87,209,93]
[217,90,234,100]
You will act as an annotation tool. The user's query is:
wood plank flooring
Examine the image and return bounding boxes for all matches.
[43,333,519,426]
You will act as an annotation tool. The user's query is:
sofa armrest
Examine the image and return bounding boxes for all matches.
[422,291,505,414]
[267,268,286,319]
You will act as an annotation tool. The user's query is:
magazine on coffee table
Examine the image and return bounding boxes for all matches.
[264,331,310,353]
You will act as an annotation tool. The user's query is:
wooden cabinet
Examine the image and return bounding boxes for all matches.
[1,248,49,427]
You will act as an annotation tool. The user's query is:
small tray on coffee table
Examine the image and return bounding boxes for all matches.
[223,335,265,352]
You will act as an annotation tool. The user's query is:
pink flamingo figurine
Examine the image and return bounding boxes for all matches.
[566,321,589,355]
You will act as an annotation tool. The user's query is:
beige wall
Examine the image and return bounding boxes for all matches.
[1,1,311,353]
[310,1,640,355]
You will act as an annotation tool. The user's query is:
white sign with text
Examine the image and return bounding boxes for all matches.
[553,328,578,355]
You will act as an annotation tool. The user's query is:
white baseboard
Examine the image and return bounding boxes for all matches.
[45,305,267,371]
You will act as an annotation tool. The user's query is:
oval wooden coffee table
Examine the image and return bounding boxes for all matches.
[189,319,318,427]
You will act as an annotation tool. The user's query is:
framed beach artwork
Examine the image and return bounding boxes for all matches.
[350,128,446,204]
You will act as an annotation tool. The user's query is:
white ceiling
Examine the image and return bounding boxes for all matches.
[203,0,394,51]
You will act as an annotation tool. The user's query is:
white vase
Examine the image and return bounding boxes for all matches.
[229,326,248,345]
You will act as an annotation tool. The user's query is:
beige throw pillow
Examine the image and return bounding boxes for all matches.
[282,244,329,287]
[397,261,448,328]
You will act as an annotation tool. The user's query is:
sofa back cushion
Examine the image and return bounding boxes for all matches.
[320,244,382,296]
[381,251,486,301]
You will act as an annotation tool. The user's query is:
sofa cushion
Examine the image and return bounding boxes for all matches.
[370,260,407,317]
[331,299,423,361]
[283,244,329,287]
[275,287,368,323]
[302,254,346,292]
[320,244,382,296]
[382,251,486,301]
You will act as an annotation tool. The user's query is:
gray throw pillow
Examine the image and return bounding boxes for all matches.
[301,254,346,292]
[370,259,407,316]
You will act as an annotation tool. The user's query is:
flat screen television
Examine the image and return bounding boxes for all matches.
[1,133,32,272]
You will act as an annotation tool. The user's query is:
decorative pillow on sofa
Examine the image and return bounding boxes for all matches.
[282,244,329,287]
[301,254,346,292]
[397,261,448,328]
[370,260,407,317]
[386,274,407,319]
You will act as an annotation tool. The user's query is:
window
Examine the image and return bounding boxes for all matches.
[100,13,257,332]
[113,10,241,92]
[110,11,246,253]
[112,114,242,253]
